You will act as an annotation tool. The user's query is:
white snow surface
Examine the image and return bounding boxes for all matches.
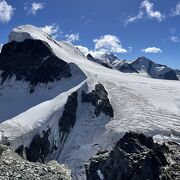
[0,25,180,179]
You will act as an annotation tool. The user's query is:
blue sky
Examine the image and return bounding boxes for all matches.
[0,0,180,69]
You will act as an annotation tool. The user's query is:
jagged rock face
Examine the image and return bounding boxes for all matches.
[100,63,112,69]
[87,54,112,69]
[86,132,170,180]
[14,92,78,165]
[59,91,78,142]
[25,128,53,163]
[15,128,57,163]
[114,62,138,73]
[82,83,114,117]
[0,39,72,86]
[175,69,180,79]
[0,144,72,180]
[163,69,179,80]
[100,53,119,63]
[165,141,180,179]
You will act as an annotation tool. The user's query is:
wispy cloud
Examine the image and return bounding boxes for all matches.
[0,0,15,23]
[39,24,61,38]
[65,33,80,43]
[141,47,162,53]
[26,2,45,15]
[141,0,165,21]
[169,27,179,43]
[125,11,144,25]
[169,36,179,43]
[81,16,91,25]
[125,0,165,25]
[170,27,176,34]
[93,35,128,53]
[170,2,180,16]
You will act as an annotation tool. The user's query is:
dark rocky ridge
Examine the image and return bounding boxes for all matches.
[86,132,180,180]
[0,39,71,86]
[14,91,78,165]
[115,62,138,73]
[15,128,57,163]
[100,63,112,69]
[87,54,112,69]
[25,128,53,163]
[87,54,96,62]
[82,83,114,117]
[59,91,78,142]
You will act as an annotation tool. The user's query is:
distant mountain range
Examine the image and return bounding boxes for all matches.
[85,52,180,80]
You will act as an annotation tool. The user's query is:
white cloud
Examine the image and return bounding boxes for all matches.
[28,2,45,15]
[93,35,128,53]
[39,24,61,38]
[76,45,106,58]
[141,47,162,53]
[65,33,80,43]
[80,47,108,59]
[0,0,15,23]
[169,36,179,43]
[125,0,165,25]
[76,35,131,58]
[125,11,144,25]
[171,2,180,16]
[141,0,165,21]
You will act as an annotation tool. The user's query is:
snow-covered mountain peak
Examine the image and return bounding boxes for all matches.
[100,52,119,63]
[9,24,52,43]
[133,56,152,65]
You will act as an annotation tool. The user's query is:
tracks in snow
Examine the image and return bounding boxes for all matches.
[102,80,180,141]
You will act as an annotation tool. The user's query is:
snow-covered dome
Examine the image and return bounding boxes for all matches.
[9,25,50,42]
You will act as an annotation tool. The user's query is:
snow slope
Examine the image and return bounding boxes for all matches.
[0,25,180,179]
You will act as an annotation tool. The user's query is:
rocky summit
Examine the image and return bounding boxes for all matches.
[85,132,180,180]
[0,39,71,87]
[0,144,71,180]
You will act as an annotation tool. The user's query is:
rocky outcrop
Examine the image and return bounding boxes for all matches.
[86,132,180,180]
[82,83,114,117]
[87,54,96,62]
[175,69,180,79]
[0,144,72,180]
[25,128,53,163]
[59,91,78,142]
[164,141,180,179]
[0,39,71,86]
[15,128,57,163]
[87,54,112,69]
[113,61,138,73]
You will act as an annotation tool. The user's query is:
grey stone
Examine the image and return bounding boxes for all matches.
[86,132,180,180]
